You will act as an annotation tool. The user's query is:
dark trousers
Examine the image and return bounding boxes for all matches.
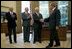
[49,29,60,45]
[23,26,30,42]
[38,29,41,42]
[34,27,41,43]
[8,27,17,43]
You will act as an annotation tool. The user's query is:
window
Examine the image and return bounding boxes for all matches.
[1,12,6,23]
[21,1,30,27]
[39,1,49,19]
[58,1,68,26]
[21,1,30,13]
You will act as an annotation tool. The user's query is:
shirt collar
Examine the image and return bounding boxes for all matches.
[10,11,13,14]
[52,7,56,11]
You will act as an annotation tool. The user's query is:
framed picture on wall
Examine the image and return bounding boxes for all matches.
[1,6,10,23]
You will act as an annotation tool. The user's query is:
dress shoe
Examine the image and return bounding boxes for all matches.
[10,42,12,44]
[24,41,30,43]
[27,41,30,43]
[46,43,53,48]
[46,45,52,48]
[54,44,60,47]
[38,41,41,43]
[33,41,36,44]
[14,41,17,43]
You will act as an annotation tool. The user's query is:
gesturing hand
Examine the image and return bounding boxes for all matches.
[56,26,59,30]
[40,19,44,22]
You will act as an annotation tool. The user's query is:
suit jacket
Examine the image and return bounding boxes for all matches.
[4,12,17,28]
[21,12,31,26]
[44,8,61,30]
[32,12,43,29]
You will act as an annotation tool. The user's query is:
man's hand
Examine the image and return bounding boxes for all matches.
[40,19,44,22]
[56,26,59,30]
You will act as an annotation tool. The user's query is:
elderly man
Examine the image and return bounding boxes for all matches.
[21,7,31,43]
[32,7,43,43]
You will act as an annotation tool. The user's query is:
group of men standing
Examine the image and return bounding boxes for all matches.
[3,2,61,48]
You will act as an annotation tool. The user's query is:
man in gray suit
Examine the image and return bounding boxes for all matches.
[21,7,31,42]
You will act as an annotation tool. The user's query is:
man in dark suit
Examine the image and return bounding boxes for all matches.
[32,7,43,43]
[3,8,17,44]
[44,2,61,48]
[21,7,31,42]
